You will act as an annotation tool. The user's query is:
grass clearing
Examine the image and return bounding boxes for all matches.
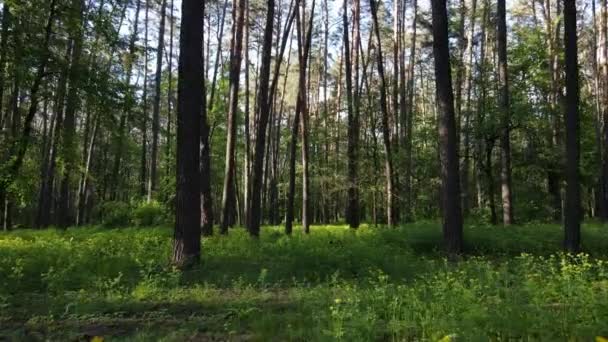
[1,223,607,340]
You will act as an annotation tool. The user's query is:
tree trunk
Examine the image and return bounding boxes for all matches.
[248,0,275,236]
[600,0,608,221]
[36,47,69,228]
[172,0,203,268]
[166,0,175,164]
[140,0,150,197]
[0,4,10,127]
[403,0,417,222]
[111,0,141,201]
[369,0,396,227]
[221,0,247,233]
[58,0,86,228]
[563,0,580,252]
[431,0,463,254]
[344,0,360,229]
[497,0,514,225]
[148,0,167,202]
[461,0,477,216]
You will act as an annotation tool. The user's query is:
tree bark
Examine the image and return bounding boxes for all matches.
[58,0,86,228]
[563,0,580,252]
[140,0,150,197]
[0,4,10,127]
[248,0,275,236]
[403,0,417,222]
[172,0,203,268]
[344,0,360,228]
[369,0,396,227]
[148,0,167,202]
[497,0,514,225]
[221,0,247,233]
[430,0,463,254]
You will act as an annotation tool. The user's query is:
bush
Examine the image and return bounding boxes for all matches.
[132,201,166,227]
[100,201,131,227]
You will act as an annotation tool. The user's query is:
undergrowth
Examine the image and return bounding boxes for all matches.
[1,223,607,340]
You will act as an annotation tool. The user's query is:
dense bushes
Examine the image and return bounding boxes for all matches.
[100,201,168,227]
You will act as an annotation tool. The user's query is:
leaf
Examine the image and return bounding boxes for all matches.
[90,336,104,342]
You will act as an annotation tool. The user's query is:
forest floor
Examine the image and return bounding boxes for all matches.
[1,222,608,341]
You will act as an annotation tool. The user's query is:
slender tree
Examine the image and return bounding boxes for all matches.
[148,0,167,202]
[58,0,86,228]
[248,0,275,236]
[221,0,247,233]
[497,0,514,225]
[344,0,359,228]
[369,0,396,226]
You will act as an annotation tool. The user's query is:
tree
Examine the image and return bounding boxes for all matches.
[497,0,514,225]
[248,0,275,237]
[148,0,168,202]
[221,0,247,233]
[172,0,203,268]
[58,0,86,228]
[563,0,580,252]
[344,0,360,228]
[369,0,396,227]
[285,0,315,234]
[430,0,463,254]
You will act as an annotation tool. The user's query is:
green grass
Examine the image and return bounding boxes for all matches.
[1,223,608,341]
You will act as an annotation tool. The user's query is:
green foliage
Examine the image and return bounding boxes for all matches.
[131,201,166,227]
[99,201,169,228]
[99,201,131,227]
[1,224,608,340]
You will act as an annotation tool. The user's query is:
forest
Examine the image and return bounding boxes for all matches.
[1,0,607,339]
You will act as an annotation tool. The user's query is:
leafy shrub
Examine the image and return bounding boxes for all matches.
[100,201,131,227]
[132,200,166,227]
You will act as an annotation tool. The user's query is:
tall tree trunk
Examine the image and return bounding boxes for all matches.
[248,0,275,236]
[431,0,463,254]
[369,0,396,227]
[59,0,87,228]
[298,0,315,234]
[77,115,99,225]
[344,0,360,228]
[148,0,167,202]
[563,0,580,252]
[403,0,417,222]
[36,48,69,228]
[497,0,514,225]
[172,0,203,268]
[221,0,247,233]
[461,0,476,216]
[0,4,10,127]
[200,0,214,237]
[140,0,150,197]
[543,0,563,222]
[111,0,141,200]
[600,0,608,221]
[166,0,175,164]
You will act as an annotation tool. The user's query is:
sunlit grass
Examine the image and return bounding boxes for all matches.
[1,223,607,340]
